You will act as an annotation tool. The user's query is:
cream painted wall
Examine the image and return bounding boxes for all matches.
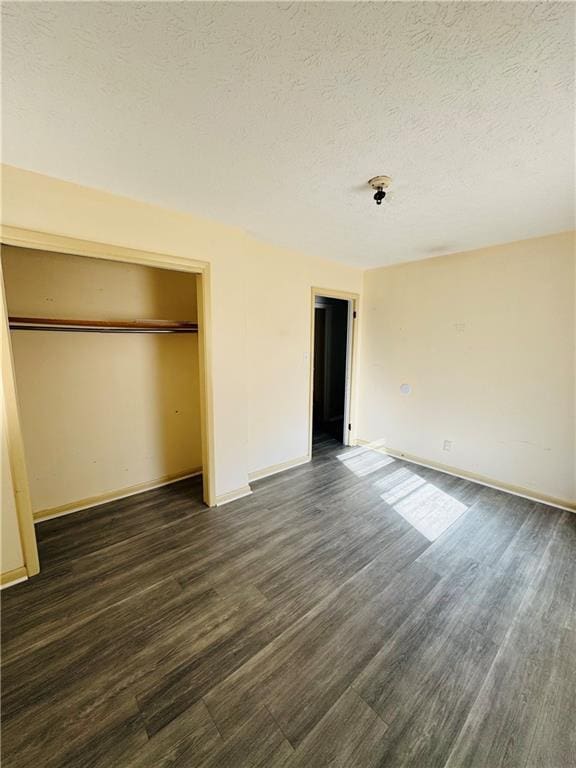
[244,244,357,475]
[0,165,362,511]
[3,246,199,320]
[357,232,575,503]
[2,247,202,513]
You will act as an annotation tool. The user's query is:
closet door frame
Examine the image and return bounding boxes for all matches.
[0,225,216,578]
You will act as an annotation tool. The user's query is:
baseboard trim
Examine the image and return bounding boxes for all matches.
[215,485,253,506]
[1,566,28,590]
[248,454,310,483]
[218,454,312,505]
[354,439,575,513]
[33,468,203,523]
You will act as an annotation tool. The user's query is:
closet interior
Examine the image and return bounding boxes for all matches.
[2,246,204,522]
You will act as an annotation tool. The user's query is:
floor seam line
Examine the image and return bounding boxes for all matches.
[263,703,297,752]
[201,696,225,742]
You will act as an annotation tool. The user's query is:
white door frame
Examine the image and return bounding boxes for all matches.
[342,298,355,446]
[308,287,359,456]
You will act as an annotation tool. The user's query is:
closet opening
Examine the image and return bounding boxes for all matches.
[310,291,357,454]
[1,236,214,578]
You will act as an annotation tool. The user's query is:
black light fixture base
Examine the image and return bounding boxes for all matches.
[368,175,391,206]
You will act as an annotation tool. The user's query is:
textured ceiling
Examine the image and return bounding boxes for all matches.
[2,2,574,267]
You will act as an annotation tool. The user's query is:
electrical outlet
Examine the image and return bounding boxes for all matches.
[443,440,453,452]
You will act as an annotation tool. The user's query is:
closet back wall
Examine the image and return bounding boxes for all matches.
[2,247,202,516]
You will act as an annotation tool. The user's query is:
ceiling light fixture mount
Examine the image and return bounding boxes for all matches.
[368,175,391,206]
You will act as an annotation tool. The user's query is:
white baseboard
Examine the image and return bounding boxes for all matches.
[354,439,575,513]
[1,566,28,590]
[218,455,310,507]
[248,454,310,482]
[215,485,253,506]
[34,468,203,523]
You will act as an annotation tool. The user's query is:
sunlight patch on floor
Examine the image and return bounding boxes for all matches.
[337,446,395,477]
[376,466,467,540]
[337,446,468,540]
[374,467,426,504]
[393,483,467,541]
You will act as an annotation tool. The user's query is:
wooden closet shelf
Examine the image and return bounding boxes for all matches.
[8,317,198,333]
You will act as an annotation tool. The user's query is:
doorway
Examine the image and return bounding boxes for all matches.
[1,227,215,579]
[310,291,356,453]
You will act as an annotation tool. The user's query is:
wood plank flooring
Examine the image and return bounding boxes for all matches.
[2,436,575,767]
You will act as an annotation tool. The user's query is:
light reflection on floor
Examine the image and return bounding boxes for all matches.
[337,445,468,541]
[336,446,395,477]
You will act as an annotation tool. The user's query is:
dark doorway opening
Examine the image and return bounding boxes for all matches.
[312,296,349,449]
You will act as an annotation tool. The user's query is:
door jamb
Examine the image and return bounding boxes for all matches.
[308,287,359,457]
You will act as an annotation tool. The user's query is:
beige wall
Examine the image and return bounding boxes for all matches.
[0,165,362,515]
[3,247,202,514]
[357,232,575,504]
[244,245,357,475]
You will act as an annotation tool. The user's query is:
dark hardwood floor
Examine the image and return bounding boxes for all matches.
[2,437,575,767]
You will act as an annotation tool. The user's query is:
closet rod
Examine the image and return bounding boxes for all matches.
[8,317,198,333]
